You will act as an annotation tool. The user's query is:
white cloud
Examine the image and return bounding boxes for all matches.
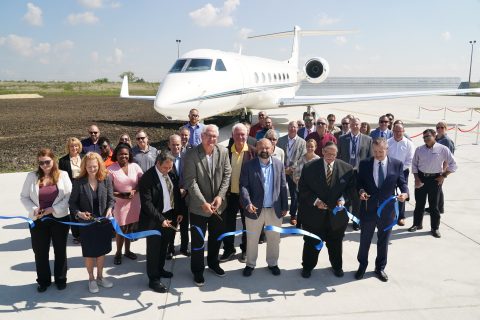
[318,13,340,26]
[189,0,240,27]
[106,48,123,64]
[91,51,99,62]
[238,27,252,39]
[54,40,74,52]
[1,34,35,56]
[67,12,99,25]
[354,44,363,51]
[441,31,451,41]
[78,0,103,8]
[334,36,347,46]
[34,42,51,54]
[23,3,43,26]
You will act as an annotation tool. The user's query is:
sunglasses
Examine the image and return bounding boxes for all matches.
[436,126,445,129]
[89,131,98,134]
[136,136,146,140]
[189,114,199,118]
[328,119,335,122]
[379,120,390,123]
[38,160,52,166]
[341,122,349,125]
[423,135,433,139]
[316,122,326,125]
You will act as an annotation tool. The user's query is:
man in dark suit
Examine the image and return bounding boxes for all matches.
[297,115,314,140]
[221,123,256,263]
[240,138,288,277]
[298,141,356,278]
[183,124,232,286]
[138,152,183,293]
[370,115,393,139]
[337,117,373,230]
[355,138,408,282]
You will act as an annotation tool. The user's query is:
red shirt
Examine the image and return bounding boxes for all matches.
[305,132,337,156]
[249,122,263,137]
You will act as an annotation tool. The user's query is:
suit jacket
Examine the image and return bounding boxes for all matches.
[357,157,408,222]
[183,144,232,217]
[297,127,314,140]
[20,171,72,219]
[298,158,356,230]
[337,133,373,169]
[138,166,181,230]
[69,176,115,217]
[59,153,84,181]
[240,157,288,219]
[277,135,306,167]
[370,128,393,139]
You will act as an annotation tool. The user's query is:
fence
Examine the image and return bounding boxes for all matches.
[417,106,480,121]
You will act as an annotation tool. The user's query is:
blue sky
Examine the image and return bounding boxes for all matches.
[1,0,479,81]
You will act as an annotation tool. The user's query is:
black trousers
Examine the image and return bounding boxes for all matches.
[397,169,410,220]
[223,193,246,253]
[29,215,70,286]
[438,185,445,213]
[146,210,175,284]
[302,212,347,271]
[69,212,80,239]
[357,217,392,271]
[168,209,189,252]
[286,175,298,218]
[413,173,441,230]
[190,212,225,275]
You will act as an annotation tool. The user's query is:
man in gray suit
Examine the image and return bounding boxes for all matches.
[277,121,306,225]
[183,124,232,286]
[337,117,372,230]
[240,139,288,277]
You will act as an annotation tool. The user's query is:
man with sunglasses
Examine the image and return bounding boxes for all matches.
[370,115,393,139]
[334,117,351,140]
[181,109,204,147]
[306,117,337,156]
[298,115,314,140]
[327,114,341,135]
[132,129,158,172]
[409,129,457,238]
[81,124,101,155]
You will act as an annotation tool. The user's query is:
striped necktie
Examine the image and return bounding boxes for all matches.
[163,174,175,209]
[326,163,333,186]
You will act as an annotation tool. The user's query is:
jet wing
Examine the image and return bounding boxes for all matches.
[279,88,480,107]
[120,76,156,100]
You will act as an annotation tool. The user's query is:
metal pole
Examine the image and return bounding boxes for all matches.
[417,106,421,119]
[443,107,446,120]
[468,40,476,86]
[454,123,458,147]
[476,121,479,145]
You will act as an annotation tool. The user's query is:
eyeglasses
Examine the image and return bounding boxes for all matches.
[189,114,199,118]
[379,120,390,123]
[341,122,349,125]
[436,126,445,129]
[316,122,326,126]
[297,124,305,127]
[328,119,335,122]
[89,131,98,134]
[38,160,52,166]
[136,136,146,140]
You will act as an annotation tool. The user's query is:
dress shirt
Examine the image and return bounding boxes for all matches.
[436,135,455,154]
[183,122,204,147]
[132,145,158,172]
[260,158,274,208]
[412,143,457,174]
[230,143,248,194]
[373,157,388,188]
[81,138,101,155]
[387,136,415,170]
[155,166,172,213]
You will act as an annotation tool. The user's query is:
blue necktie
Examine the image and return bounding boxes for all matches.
[378,161,385,188]
[380,131,384,138]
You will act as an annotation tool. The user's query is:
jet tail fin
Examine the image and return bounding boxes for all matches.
[119,75,156,101]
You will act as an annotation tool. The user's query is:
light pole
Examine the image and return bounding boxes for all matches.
[468,40,476,86]
[176,39,181,58]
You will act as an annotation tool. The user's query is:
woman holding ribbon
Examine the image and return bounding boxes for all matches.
[20,148,72,292]
[69,152,115,293]
[108,143,143,265]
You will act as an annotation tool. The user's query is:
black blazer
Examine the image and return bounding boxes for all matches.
[69,176,115,217]
[59,153,84,181]
[298,158,356,230]
[138,166,181,231]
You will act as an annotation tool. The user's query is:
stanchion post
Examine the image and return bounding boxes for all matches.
[443,107,446,120]
[470,108,473,121]
[417,106,421,119]
[475,121,479,145]
[454,124,458,146]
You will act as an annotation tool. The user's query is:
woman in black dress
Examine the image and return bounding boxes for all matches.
[69,152,115,293]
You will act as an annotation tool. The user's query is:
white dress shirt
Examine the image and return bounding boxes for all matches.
[387,136,415,170]
[373,157,388,188]
[155,166,172,213]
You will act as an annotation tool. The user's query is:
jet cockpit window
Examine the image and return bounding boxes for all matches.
[185,59,213,72]
[215,59,227,71]
[169,59,187,73]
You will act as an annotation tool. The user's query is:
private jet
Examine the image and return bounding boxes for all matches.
[120,26,480,122]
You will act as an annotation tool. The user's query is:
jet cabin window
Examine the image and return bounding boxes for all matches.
[185,59,213,72]
[169,59,187,73]
[215,59,227,71]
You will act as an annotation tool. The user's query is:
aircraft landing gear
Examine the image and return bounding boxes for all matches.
[303,105,316,121]
[239,109,253,124]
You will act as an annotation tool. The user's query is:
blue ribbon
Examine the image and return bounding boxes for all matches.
[216,230,249,241]
[376,195,399,232]
[191,225,205,251]
[332,206,360,225]
[264,225,324,250]
[106,217,161,240]
[0,215,36,228]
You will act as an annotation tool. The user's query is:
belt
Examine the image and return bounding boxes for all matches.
[421,172,440,177]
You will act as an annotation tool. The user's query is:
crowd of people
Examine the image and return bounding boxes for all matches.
[19,108,457,294]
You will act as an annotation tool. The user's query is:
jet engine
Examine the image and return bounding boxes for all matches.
[304,57,329,84]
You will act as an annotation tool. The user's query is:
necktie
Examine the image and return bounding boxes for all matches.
[326,164,333,186]
[378,162,385,188]
[163,174,175,209]
[380,131,384,138]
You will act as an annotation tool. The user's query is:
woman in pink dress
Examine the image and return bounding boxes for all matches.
[108,143,143,265]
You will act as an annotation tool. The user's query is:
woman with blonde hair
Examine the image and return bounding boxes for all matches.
[69,152,115,293]
[20,148,72,292]
[118,133,132,147]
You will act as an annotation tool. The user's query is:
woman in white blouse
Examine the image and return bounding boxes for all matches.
[20,148,72,293]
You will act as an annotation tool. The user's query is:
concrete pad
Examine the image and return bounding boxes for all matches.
[1,95,480,319]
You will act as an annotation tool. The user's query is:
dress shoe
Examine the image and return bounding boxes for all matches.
[268,265,281,276]
[179,248,191,257]
[397,219,405,226]
[243,266,254,277]
[332,268,344,277]
[194,273,205,287]
[355,267,366,280]
[352,222,360,231]
[290,217,297,226]
[166,252,174,260]
[375,270,388,282]
[55,282,67,290]
[408,225,423,232]
[301,269,311,278]
[238,252,247,263]
[159,269,173,278]
[431,229,441,238]
[219,250,236,262]
[208,264,226,277]
[37,284,50,293]
[149,282,167,293]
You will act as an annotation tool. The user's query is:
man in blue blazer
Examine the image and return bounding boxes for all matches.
[355,138,408,282]
[369,115,393,140]
[240,138,288,277]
